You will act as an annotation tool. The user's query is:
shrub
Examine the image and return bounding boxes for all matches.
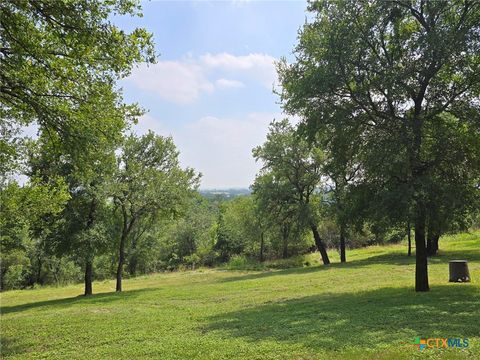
[4,264,27,290]
[226,255,264,270]
[266,256,305,269]
[184,254,200,270]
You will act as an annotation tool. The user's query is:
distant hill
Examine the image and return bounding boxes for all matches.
[199,188,251,200]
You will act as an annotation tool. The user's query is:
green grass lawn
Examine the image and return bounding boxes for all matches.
[1,232,479,359]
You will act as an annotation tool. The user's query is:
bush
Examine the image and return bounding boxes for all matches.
[184,254,200,270]
[265,256,306,269]
[226,255,248,269]
[167,253,180,271]
[1,250,31,290]
[196,247,218,267]
[57,260,83,285]
[94,255,116,281]
[225,255,265,270]
[4,264,27,290]
[224,254,311,271]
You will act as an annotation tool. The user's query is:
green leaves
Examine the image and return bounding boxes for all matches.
[253,119,326,234]
[0,0,155,163]
[279,0,480,231]
[0,176,70,257]
[114,131,201,235]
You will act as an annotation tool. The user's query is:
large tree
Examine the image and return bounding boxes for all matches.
[0,0,154,163]
[1,0,156,293]
[279,0,480,291]
[253,120,330,265]
[27,132,118,296]
[113,132,200,292]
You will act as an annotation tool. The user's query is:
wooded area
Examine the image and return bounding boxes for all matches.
[1,0,479,296]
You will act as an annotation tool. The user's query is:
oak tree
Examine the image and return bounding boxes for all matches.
[279,0,480,291]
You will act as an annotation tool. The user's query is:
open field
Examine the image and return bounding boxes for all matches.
[1,232,479,359]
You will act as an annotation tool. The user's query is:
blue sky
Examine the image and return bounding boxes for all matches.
[114,0,309,189]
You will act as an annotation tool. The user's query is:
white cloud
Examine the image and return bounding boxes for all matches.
[127,61,214,104]
[201,52,277,88]
[175,112,280,188]
[126,52,278,104]
[215,78,245,89]
[132,112,283,188]
[201,52,274,70]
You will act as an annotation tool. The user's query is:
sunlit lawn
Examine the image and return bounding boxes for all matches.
[1,232,479,359]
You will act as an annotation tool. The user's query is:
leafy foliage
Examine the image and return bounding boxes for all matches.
[113,131,200,291]
[253,120,331,263]
[278,0,480,290]
[0,0,154,152]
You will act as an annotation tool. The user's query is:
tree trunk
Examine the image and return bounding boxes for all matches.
[310,223,330,265]
[407,221,412,256]
[409,87,430,291]
[116,205,135,292]
[36,255,43,285]
[116,230,127,292]
[414,207,429,292]
[84,260,93,296]
[339,224,346,263]
[426,228,440,256]
[128,237,138,277]
[282,225,289,259]
[83,196,97,294]
[259,232,265,262]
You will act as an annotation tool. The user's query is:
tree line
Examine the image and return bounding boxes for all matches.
[1,1,480,294]
[277,0,480,291]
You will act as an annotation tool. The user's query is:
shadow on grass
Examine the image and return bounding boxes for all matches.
[205,285,480,351]
[0,337,27,356]
[217,254,404,283]
[1,287,163,357]
[429,249,480,264]
[219,266,330,283]
[0,287,158,315]
[219,247,480,283]
[344,247,480,266]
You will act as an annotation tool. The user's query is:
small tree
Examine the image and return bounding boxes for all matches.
[253,120,330,264]
[113,131,199,292]
[27,132,117,295]
[214,196,263,261]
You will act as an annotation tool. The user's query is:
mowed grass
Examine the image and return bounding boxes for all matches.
[1,232,479,359]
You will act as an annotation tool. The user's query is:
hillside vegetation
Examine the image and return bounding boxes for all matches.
[1,232,479,359]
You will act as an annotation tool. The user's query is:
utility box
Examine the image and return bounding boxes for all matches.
[449,260,471,282]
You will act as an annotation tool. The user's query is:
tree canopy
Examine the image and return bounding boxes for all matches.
[253,120,331,264]
[0,0,155,168]
[113,131,200,291]
[278,0,480,291]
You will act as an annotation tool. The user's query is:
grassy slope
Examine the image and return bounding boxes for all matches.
[1,232,479,360]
